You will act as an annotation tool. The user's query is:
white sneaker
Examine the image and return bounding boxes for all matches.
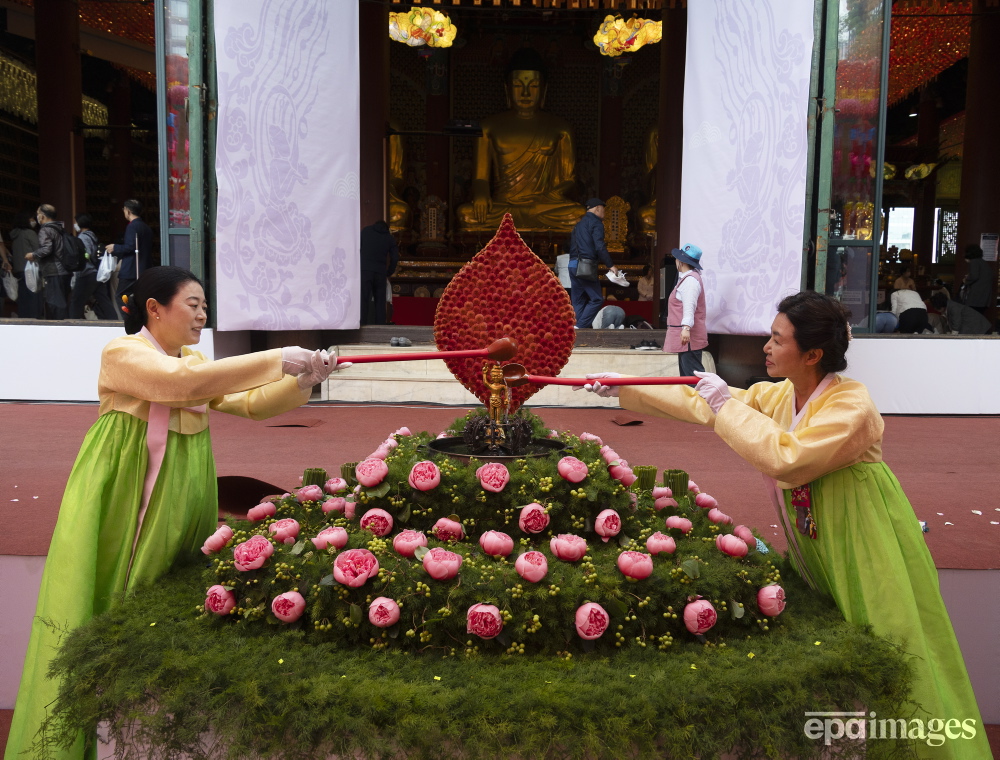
[618,325,624,329]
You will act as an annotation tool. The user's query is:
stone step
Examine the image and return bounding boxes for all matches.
[323,344,714,407]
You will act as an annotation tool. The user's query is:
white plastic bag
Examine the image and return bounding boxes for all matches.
[2,271,17,301]
[24,260,41,292]
[97,254,117,284]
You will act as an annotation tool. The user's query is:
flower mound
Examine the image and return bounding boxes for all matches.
[333,549,379,588]
[467,603,504,640]
[433,214,577,411]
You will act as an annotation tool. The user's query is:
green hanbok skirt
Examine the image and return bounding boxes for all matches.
[5,411,217,760]
[785,462,990,760]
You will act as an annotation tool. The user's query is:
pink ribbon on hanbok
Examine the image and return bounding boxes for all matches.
[761,373,835,592]
[126,327,207,580]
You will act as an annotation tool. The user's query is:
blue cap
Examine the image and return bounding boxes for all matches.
[671,243,703,271]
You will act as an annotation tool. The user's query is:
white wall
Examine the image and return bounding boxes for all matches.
[0,325,215,402]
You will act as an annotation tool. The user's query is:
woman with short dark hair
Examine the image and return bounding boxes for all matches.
[6,266,348,760]
[583,291,988,760]
[962,244,993,314]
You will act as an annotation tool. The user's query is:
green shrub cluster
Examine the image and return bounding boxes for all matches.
[202,420,789,656]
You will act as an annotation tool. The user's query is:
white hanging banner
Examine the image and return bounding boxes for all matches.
[214,0,360,330]
[681,1,815,335]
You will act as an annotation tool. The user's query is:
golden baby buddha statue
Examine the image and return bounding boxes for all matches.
[456,49,584,232]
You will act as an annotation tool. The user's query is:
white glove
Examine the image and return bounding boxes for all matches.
[579,372,621,398]
[281,346,314,376]
[295,349,337,390]
[694,371,731,414]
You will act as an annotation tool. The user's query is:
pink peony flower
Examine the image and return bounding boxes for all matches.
[343,500,356,520]
[467,603,504,639]
[557,456,589,483]
[665,515,693,534]
[651,486,673,499]
[356,458,389,487]
[654,496,679,511]
[646,531,677,555]
[296,484,324,503]
[333,548,380,588]
[247,502,276,521]
[550,533,588,562]
[600,446,619,464]
[476,462,510,493]
[268,518,300,545]
[617,550,654,580]
[479,530,514,557]
[393,530,428,557]
[311,526,349,551]
[360,508,394,537]
[423,547,463,580]
[201,525,233,555]
[518,503,550,534]
[684,599,718,634]
[514,551,548,583]
[695,492,718,509]
[548,429,560,439]
[716,533,749,558]
[707,508,733,525]
[394,426,412,437]
[757,584,786,617]
[369,597,401,628]
[382,437,399,450]
[271,591,306,623]
[575,602,610,640]
[408,460,441,491]
[204,585,235,615]
[733,525,756,549]
[432,516,464,542]
[322,497,347,514]
[436,431,450,439]
[688,480,700,493]
[594,509,622,542]
[608,462,630,480]
[233,535,275,571]
[367,445,390,461]
[617,468,637,487]
[579,432,603,444]
[324,477,348,495]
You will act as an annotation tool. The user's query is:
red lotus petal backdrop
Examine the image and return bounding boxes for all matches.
[434,214,576,412]
[889,2,970,106]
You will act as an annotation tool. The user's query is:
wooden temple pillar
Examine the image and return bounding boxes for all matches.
[911,86,937,273]
[35,0,84,224]
[107,71,134,242]
[652,7,686,328]
[955,0,1000,324]
[359,0,390,229]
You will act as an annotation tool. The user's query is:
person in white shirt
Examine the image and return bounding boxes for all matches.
[890,287,929,333]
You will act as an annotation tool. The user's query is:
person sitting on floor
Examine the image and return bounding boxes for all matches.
[931,292,992,335]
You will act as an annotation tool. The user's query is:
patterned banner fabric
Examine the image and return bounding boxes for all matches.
[681,1,813,336]
[214,0,360,330]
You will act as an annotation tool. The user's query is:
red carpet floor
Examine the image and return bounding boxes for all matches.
[1,402,998,568]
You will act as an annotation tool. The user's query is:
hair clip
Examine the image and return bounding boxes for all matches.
[121,306,130,314]
[121,294,129,305]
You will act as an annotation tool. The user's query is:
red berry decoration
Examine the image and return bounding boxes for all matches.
[434,214,576,411]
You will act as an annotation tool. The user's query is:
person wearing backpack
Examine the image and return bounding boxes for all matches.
[69,213,118,320]
[24,203,71,319]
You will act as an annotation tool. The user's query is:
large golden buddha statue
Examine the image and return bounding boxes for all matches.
[387,132,411,231]
[457,48,584,232]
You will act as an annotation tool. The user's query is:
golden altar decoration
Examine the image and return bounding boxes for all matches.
[388,7,457,49]
[593,15,662,57]
[603,196,631,254]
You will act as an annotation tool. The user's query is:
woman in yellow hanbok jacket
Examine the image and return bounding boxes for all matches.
[586,291,988,760]
[6,267,345,760]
